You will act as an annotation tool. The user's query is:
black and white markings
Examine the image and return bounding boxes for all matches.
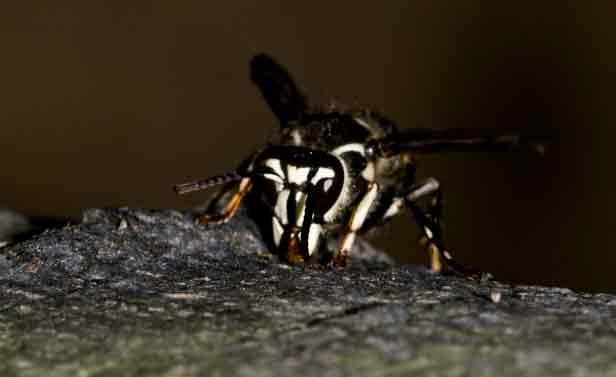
[331,142,375,182]
[251,139,382,259]
[176,54,538,275]
[256,152,344,257]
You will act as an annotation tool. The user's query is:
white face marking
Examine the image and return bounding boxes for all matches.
[262,173,284,184]
[275,189,290,224]
[307,223,322,256]
[288,166,311,185]
[261,173,283,191]
[265,158,284,178]
[286,164,296,181]
[332,142,375,182]
[350,183,379,231]
[323,155,349,223]
[272,217,284,246]
[294,191,308,226]
[331,143,366,156]
[310,167,335,185]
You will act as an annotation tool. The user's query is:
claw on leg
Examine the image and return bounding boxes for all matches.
[419,235,482,279]
[331,232,355,267]
[407,178,486,281]
[331,253,348,268]
[420,236,443,273]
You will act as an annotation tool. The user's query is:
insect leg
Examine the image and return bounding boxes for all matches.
[198,178,253,225]
[405,178,482,279]
[331,182,380,267]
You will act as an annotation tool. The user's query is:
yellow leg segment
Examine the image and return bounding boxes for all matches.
[198,178,253,225]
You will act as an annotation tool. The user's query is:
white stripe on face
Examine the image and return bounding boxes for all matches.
[288,166,311,185]
[309,167,335,185]
[331,142,376,182]
[331,143,366,156]
[275,189,290,224]
[295,191,308,226]
[265,158,284,178]
[286,164,296,182]
[262,173,284,185]
[323,154,349,223]
[307,223,322,256]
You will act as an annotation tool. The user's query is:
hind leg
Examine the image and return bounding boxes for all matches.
[404,178,483,279]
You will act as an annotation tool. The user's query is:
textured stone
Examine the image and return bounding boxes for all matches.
[0,208,615,377]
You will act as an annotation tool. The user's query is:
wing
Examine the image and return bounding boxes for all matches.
[250,54,308,124]
[375,128,549,156]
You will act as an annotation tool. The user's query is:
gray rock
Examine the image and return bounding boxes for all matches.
[0,208,615,377]
[0,209,66,248]
[0,209,30,246]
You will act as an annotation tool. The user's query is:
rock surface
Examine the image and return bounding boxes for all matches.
[1,208,615,377]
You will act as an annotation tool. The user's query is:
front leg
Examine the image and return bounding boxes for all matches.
[331,182,380,267]
[198,178,253,225]
[405,178,483,279]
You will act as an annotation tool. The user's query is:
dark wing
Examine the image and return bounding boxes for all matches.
[250,54,308,124]
[375,128,549,156]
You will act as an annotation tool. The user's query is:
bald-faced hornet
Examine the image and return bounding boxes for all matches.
[175,54,545,278]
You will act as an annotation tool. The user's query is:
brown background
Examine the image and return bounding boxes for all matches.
[1,3,614,292]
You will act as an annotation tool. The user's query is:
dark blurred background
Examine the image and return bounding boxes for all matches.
[1,2,614,292]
